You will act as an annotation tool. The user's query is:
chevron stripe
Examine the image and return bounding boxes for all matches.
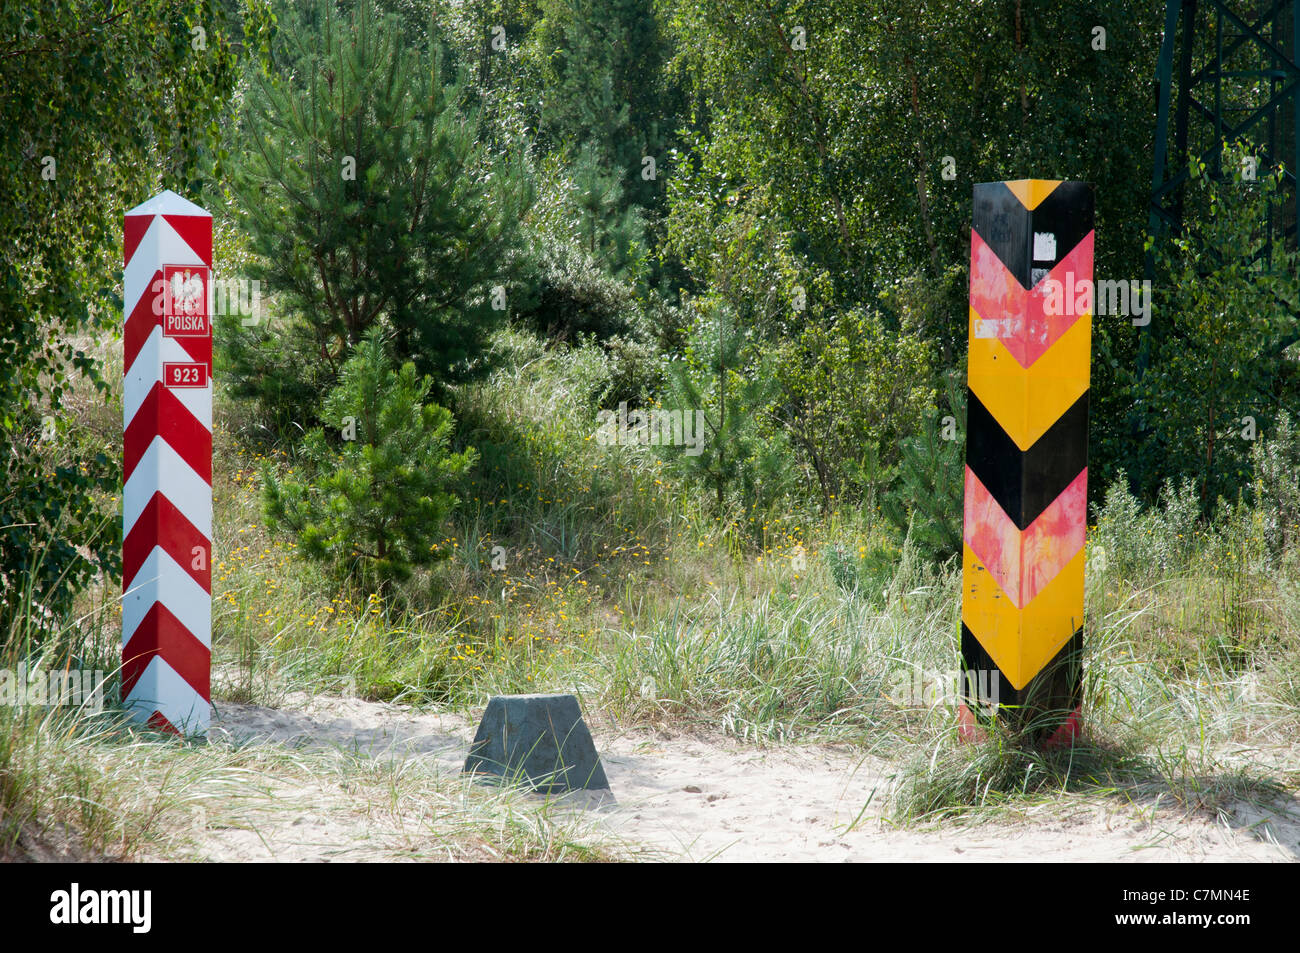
[966,388,1089,530]
[972,180,1095,288]
[124,435,212,538]
[124,382,211,485]
[121,656,210,736]
[963,465,1087,608]
[124,215,208,315]
[124,214,153,267]
[162,215,213,266]
[125,192,211,263]
[122,546,211,648]
[123,492,211,595]
[961,542,1085,691]
[962,179,1092,724]
[968,308,1091,450]
[1003,179,1063,211]
[969,229,1094,369]
[122,602,211,700]
[146,711,181,735]
[962,624,1082,714]
[124,324,213,430]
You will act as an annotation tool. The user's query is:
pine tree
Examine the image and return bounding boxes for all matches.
[661,300,789,519]
[881,376,965,562]
[530,0,678,208]
[569,142,646,280]
[262,327,476,592]
[229,0,533,423]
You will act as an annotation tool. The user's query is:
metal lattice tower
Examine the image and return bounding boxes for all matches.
[1150,0,1300,253]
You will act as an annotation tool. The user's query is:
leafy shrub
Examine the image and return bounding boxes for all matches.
[600,332,663,406]
[1127,144,1300,502]
[824,542,898,607]
[1091,470,1203,580]
[1250,410,1300,561]
[774,308,935,510]
[1,432,117,645]
[515,232,647,343]
[880,377,964,564]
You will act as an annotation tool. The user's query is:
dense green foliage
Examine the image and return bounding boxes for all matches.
[7,0,1300,631]
[0,1,258,635]
[1129,149,1300,506]
[228,0,533,428]
[881,378,966,562]
[659,300,791,523]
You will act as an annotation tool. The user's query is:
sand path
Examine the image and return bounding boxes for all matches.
[202,694,1300,862]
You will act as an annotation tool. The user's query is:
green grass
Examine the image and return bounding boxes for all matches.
[7,327,1300,858]
[1,696,628,861]
[204,330,1300,825]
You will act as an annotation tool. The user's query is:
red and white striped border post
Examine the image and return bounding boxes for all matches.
[122,190,213,736]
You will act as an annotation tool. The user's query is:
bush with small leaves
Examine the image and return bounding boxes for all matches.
[658,299,795,529]
[1092,470,1205,581]
[1250,411,1300,561]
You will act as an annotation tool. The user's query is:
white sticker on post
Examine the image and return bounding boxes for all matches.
[1033,232,1057,262]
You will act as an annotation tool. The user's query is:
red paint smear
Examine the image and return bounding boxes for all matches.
[957,704,988,744]
[969,229,1094,368]
[959,703,1082,749]
[963,466,1087,608]
[1021,470,1088,604]
[963,465,1023,602]
[1041,707,1082,750]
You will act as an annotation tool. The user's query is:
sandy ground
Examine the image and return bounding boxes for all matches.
[202,694,1300,862]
